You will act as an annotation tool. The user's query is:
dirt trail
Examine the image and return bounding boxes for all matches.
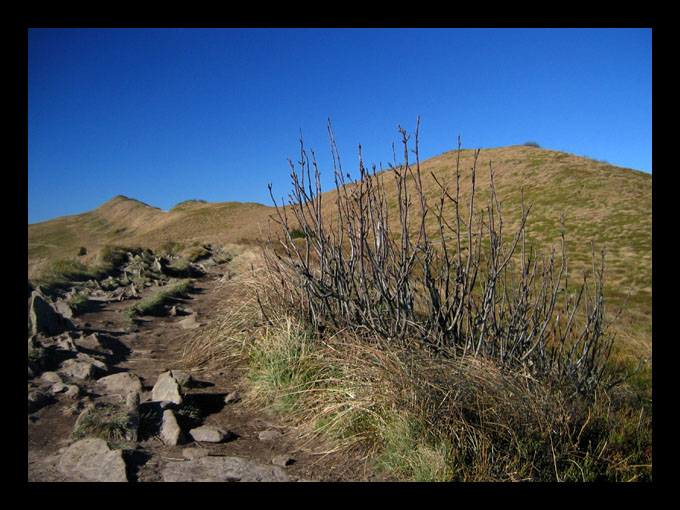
[27,255,389,482]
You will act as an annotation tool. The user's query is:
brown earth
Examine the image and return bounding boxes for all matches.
[27,257,393,482]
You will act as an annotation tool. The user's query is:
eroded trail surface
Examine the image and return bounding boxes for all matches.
[27,249,387,482]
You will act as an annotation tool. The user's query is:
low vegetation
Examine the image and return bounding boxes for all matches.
[124,279,194,323]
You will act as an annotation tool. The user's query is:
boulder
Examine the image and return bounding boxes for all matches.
[57,438,128,482]
[30,292,68,336]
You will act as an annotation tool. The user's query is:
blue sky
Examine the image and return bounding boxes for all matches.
[28,28,652,224]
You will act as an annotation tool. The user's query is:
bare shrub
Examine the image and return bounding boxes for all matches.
[262,118,647,397]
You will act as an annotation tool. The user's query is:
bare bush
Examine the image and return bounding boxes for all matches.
[262,119,646,396]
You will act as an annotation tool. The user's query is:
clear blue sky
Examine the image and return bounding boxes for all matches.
[28,28,652,224]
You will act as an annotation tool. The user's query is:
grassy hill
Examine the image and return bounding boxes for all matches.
[27,141,652,481]
[28,145,651,360]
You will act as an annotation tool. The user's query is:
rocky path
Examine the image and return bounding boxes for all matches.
[27,248,387,482]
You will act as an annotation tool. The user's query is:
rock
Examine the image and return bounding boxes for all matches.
[272,454,295,467]
[30,292,68,336]
[51,382,69,393]
[258,429,282,441]
[55,333,78,352]
[188,425,231,443]
[170,370,194,388]
[96,372,142,398]
[182,447,210,460]
[60,353,107,380]
[40,371,63,385]
[151,371,183,405]
[76,332,113,356]
[178,316,200,330]
[162,456,292,482]
[58,438,128,482]
[224,391,241,404]
[60,359,97,380]
[160,409,186,445]
[28,389,51,414]
[63,384,82,399]
[54,300,74,319]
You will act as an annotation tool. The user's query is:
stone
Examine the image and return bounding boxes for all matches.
[60,353,107,380]
[96,372,143,398]
[30,292,67,336]
[188,425,231,443]
[151,371,183,405]
[55,300,74,319]
[76,332,113,356]
[258,429,282,441]
[60,359,97,380]
[182,447,210,460]
[58,438,128,482]
[28,389,51,414]
[178,316,200,330]
[272,454,295,467]
[160,409,186,445]
[170,370,194,388]
[40,371,63,385]
[224,391,241,404]
[55,333,78,352]
[63,384,81,399]
[162,456,292,482]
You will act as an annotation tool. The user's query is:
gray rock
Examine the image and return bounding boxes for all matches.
[55,333,78,352]
[96,372,143,398]
[272,454,295,467]
[188,425,231,443]
[60,353,107,380]
[58,438,128,482]
[63,384,82,399]
[30,292,67,336]
[170,370,194,388]
[151,371,183,405]
[160,409,186,445]
[55,300,74,319]
[28,389,51,414]
[40,371,63,385]
[224,391,241,404]
[258,429,283,441]
[162,456,292,482]
[182,447,210,460]
[178,316,200,330]
[60,359,97,380]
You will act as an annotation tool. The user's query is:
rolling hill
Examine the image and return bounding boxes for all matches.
[28,144,651,359]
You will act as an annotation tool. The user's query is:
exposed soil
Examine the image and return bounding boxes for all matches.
[27,258,393,482]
